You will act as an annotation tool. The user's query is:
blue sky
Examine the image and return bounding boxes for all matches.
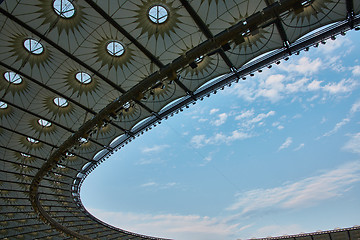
[81,30,360,240]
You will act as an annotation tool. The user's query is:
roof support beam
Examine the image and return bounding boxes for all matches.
[179,0,236,69]
[346,0,355,28]
[264,0,290,49]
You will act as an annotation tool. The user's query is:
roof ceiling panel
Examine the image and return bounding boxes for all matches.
[281,0,347,43]
[0,0,359,239]
[226,23,284,68]
[189,0,268,35]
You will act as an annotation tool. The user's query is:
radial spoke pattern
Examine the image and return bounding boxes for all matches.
[0,0,359,239]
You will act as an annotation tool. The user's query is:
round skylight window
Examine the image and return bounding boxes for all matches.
[195,56,204,64]
[106,41,125,57]
[75,72,92,84]
[79,137,88,144]
[38,119,52,127]
[148,5,168,24]
[66,152,74,157]
[301,0,314,6]
[53,0,76,18]
[0,101,8,109]
[24,39,44,55]
[53,97,69,107]
[27,137,39,144]
[21,153,31,158]
[4,72,22,84]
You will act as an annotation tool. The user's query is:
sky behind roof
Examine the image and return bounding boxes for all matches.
[81,30,360,240]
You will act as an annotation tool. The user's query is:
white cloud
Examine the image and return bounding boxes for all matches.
[140,181,178,189]
[87,209,243,240]
[235,109,255,120]
[257,74,285,102]
[142,144,170,154]
[211,113,228,126]
[322,118,350,137]
[227,161,360,214]
[190,131,253,148]
[294,143,305,151]
[198,118,208,123]
[136,158,164,165]
[190,135,206,148]
[210,108,219,115]
[322,78,358,94]
[141,182,157,187]
[239,111,276,129]
[254,224,303,239]
[278,137,293,151]
[321,100,360,138]
[343,133,360,154]
[351,65,360,76]
[282,57,322,75]
[307,80,322,91]
[200,153,214,167]
[350,99,360,114]
[248,111,276,124]
[226,56,358,103]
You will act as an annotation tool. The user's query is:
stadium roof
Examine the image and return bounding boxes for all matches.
[0,0,359,239]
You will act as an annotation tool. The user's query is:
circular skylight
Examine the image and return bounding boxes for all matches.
[24,39,44,55]
[53,97,69,107]
[106,41,125,57]
[301,0,314,6]
[27,137,39,144]
[123,102,131,109]
[53,0,76,18]
[66,152,74,157]
[148,5,168,24]
[21,153,31,158]
[79,137,88,144]
[38,119,52,127]
[0,101,8,109]
[4,72,22,84]
[195,56,204,64]
[75,72,92,84]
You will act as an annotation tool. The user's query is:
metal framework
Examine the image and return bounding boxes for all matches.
[0,0,359,239]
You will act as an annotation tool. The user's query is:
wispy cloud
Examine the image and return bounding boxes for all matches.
[140,181,177,189]
[136,157,164,165]
[322,99,360,138]
[278,137,293,151]
[190,131,253,148]
[322,78,358,94]
[343,133,360,154]
[322,118,350,137]
[226,54,358,103]
[141,182,158,187]
[281,57,322,75]
[351,65,360,76]
[226,161,360,215]
[350,99,360,114]
[211,113,228,126]
[142,144,170,154]
[236,110,276,130]
[294,143,305,151]
[254,224,303,239]
[209,108,219,115]
[87,209,244,240]
[235,109,255,120]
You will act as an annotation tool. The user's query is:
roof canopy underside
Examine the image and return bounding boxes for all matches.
[0,0,359,239]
